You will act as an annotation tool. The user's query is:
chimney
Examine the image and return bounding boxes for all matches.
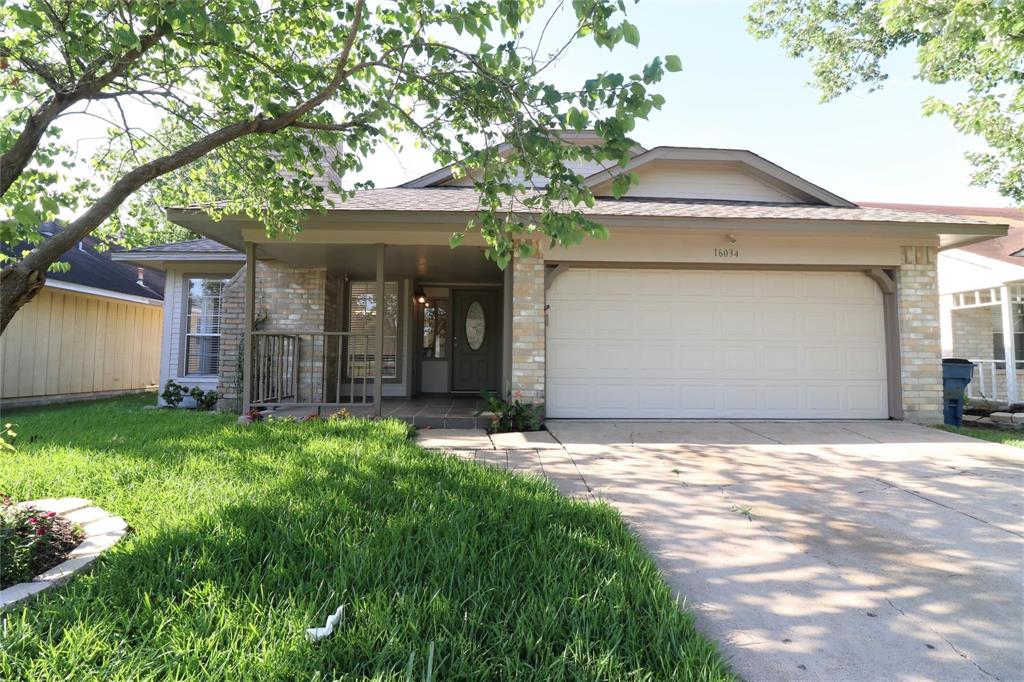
[137,267,145,286]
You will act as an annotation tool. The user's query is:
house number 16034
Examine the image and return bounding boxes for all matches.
[714,247,740,258]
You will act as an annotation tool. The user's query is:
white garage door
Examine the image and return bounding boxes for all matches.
[546,269,888,419]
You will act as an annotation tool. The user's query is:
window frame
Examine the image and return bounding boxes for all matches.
[180,274,229,378]
[421,298,450,361]
[992,302,1024,370]
[343,279,403,383]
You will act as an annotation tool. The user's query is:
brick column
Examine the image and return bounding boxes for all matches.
[216,262,329,411]
[510,240,546,403]
[898,246,943,423]
[216,267,246,411]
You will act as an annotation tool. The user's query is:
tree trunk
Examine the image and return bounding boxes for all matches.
[0,264,47,333]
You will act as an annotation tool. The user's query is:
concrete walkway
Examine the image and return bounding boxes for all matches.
[417,421,1024,682]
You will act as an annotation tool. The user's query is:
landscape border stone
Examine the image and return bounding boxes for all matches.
[1,497,127,610]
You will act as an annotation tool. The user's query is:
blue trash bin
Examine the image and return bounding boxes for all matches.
[942,358,975,427]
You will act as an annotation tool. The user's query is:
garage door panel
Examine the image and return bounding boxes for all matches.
[844,309,883,336]
[676,309,717,335]
[547,268,888,419]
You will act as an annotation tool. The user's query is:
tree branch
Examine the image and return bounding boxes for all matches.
[0,25,170,197]
[1,0,369,333]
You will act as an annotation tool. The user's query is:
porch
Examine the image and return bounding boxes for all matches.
[946,283,1024,404]
[255,396,493,429]
[232,240,514,418]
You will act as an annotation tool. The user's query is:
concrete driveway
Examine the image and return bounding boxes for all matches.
[542,420,1023,682]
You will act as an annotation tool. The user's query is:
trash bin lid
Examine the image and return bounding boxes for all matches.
[942,358,974,365]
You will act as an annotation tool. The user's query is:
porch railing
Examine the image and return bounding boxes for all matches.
[250,331,386,408]
[965,358,1022,403]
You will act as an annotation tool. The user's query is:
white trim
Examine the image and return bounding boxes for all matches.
[45,278,162,305]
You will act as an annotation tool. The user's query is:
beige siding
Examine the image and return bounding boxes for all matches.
[591,161,800,202]
[0,287,162,399]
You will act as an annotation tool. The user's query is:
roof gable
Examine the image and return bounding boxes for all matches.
[402,142,853,207]
[584,147,853,207]
[400,131,646,188]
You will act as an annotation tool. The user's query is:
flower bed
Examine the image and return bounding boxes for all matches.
[1,494,83,589]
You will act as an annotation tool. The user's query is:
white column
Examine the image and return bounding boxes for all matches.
[242,243,256,414]
[1001,286,1018,402]
[373,243,385,416]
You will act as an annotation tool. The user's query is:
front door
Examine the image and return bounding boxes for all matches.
[451,288,502,393]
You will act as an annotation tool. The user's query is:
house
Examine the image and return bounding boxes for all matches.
[1,225,165,407]
[113,136,1006,423]
[862,203,1024,405]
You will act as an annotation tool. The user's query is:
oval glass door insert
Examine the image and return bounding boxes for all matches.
[465,301,486,350]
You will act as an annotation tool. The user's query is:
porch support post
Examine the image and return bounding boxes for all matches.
[1001,286,1018,402]
[373,243,385,416]
[242,242,256,415]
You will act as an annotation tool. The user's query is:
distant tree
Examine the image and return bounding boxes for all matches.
[747,0,1024,201]
[0,0,679,333]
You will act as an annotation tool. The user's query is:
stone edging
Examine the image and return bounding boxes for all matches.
[1,497,128,610]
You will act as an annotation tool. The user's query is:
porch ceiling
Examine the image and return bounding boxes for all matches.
[255,242,502,282]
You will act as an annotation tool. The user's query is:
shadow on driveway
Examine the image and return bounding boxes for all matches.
[544,419,1023,682]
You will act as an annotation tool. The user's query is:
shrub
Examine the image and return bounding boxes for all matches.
[477,388,544,433]
[0,494,83,589]
[160,380,186,408]
[189,386,219,411]
[161,380,217,410]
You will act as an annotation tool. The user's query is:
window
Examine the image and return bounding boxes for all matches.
[184,277,227,375]
[992,303,1024,369]
[348,281,399,379]
[422,300,449,359]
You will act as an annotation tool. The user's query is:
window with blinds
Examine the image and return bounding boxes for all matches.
[348,281,399,379]
[184,277,227,375]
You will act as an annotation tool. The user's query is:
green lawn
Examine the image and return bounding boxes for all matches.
[0,395,730,681]
[938,424,1024,448]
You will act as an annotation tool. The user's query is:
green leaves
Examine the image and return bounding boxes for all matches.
[566,107,590,131]
[748,0,1024,202]
[665,54,682,72]
[622,21,640,47]
[112,25,142,50]
[1,0,672,289]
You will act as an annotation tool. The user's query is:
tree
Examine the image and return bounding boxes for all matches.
[0,0,679,333]
[747,0,1024,202]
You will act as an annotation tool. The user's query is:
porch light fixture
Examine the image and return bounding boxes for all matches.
[415,289,427,305]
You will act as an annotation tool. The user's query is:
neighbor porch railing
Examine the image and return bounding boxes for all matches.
[965,358,1024,403]
[251,331,388,408]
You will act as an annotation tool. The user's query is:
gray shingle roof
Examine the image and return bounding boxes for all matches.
[2,224,164,300]
[299,188,997,225]
[123,238,239,254]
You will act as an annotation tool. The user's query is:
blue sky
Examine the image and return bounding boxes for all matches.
[366,0,1008,207]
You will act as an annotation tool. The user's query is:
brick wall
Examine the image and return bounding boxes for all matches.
[898,246,943,423]
[216,261,329,411]
[951,306,993,360]
[510,241,545,403]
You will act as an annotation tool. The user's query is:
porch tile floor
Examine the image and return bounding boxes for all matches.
[377,397,491,430]
[262,397,491,429]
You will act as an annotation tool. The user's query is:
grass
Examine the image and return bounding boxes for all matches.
[938,424,1024,448]
[0,394,731,681]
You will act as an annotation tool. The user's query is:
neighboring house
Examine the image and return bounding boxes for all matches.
[1,225,165,407]
[114,134,1005,422]
[862,203,1024,405]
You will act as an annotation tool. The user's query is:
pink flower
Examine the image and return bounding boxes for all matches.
[513,390,523,399]
[35,527,45,536]
[45,511,56,518]
[27,516,37,524]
